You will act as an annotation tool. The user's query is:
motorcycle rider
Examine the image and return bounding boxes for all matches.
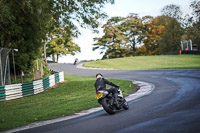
[95,73,120,107]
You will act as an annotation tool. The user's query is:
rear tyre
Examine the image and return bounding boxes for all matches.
[102,98,115,115]
[123,99,129,110]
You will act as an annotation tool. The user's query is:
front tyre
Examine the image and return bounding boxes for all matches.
[102,98,115,115]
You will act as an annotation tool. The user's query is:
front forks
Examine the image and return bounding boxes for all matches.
[110,98,114,106]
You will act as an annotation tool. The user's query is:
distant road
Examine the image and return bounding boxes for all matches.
[21,63,200,133]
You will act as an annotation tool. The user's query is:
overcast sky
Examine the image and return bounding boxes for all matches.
[59,0,192,63]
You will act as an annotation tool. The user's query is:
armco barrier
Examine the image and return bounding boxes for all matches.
[0,71,64,102]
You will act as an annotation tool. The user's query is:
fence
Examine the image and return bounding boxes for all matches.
[181,50,200,55]
[0,71,64,101]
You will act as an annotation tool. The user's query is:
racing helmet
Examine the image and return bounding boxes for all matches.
[96,73,103,78]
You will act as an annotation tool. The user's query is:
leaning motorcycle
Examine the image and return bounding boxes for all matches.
[96,88,129,115]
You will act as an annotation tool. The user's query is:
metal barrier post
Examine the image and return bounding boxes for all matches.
[7,49,11,84]
[0,48,3,86]
[12,49,17,83]
[3,49,11,85]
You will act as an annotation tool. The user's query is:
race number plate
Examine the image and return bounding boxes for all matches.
[96,93,103,99]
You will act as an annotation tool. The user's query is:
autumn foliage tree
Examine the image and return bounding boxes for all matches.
[93,3,200,58]
[143,16,165,55]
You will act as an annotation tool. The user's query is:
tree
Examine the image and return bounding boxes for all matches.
[0,0,51,72]
[93,17,129,59]
[161,4,183,22]
[93,14,154,58]
[143,16,165,55]
[159,4,183,54]
[120,14,145,55]
[158,17,183,53]
[47,26,80,62]
[189,0,200,49]
[183,26,200,49]
[190,0,200,22]
[0,0,114,72]
[135,45,147,56]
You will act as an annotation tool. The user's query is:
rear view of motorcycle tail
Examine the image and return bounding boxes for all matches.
[96,88,129,115]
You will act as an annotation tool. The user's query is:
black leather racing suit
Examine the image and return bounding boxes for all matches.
[95,77,119,99]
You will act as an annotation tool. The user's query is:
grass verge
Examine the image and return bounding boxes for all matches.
[83,55,200,70]
[0,75,136,131]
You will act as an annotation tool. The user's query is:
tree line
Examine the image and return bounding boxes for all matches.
[0,0,114,73]
[93,0,200,59]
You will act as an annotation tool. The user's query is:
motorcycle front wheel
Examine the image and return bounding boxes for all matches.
[102,98,115,115]
[123,99,129,110]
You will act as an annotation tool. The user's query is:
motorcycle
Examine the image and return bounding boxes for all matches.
[96,88,129,115]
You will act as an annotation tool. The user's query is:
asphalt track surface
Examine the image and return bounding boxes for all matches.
[19,63,200,133]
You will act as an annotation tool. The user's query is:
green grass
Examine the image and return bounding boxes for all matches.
[83,55,200,70]
[0,75,135,131]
